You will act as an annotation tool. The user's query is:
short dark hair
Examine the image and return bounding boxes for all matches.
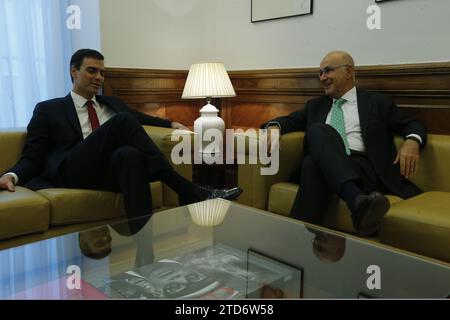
[70,48,104,70]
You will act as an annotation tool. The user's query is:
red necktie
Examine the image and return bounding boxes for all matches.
[86,100,100,131]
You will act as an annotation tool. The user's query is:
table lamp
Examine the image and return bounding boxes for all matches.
[182,62,236,153]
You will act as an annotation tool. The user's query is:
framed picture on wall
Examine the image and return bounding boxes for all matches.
[251,0,313,23]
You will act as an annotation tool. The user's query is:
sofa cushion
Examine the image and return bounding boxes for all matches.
[0,187,50,240]
[37,181,163,226]
[379,191,450,262]
[268,182,298,216]
[268,182,403,232]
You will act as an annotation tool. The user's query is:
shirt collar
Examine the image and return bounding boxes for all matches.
[335,86,357,104]
[71,91,99,109]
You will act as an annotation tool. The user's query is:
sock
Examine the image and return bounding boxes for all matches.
[339,180,364,214]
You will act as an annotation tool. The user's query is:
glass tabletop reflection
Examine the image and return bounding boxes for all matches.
[1,199,449,299]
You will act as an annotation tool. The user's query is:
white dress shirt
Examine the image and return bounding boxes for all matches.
[326,87,365,152]
[71,91,116,139]
[325,86,422,152]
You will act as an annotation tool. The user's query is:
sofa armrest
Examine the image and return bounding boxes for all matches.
[395,134,450,193]
[143,126,194,207]
[0,129,27,173]
[236,131,305,210]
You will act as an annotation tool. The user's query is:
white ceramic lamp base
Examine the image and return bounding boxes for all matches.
[194,102,225,154]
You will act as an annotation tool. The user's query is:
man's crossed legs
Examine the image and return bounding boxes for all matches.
[57,113,242,220]
[290,123,390,237]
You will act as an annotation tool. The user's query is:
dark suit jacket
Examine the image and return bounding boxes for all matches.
[7,94,172,189]
[264,88,427,199]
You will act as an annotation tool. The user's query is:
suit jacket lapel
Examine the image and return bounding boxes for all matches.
[97,95,119,113]
[318,97,333,123]
[63,94,83,138]
[356,88,372,140]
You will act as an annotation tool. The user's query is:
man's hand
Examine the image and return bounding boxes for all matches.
[0,174,16,192]
[394,139,420,179]
[266,125,281,155]
[171,122,190,131]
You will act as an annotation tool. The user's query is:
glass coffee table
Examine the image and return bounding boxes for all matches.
[1,199,449,299]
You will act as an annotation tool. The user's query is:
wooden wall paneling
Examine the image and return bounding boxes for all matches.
[227,63,450,133]
[228,69,322,129]
[103,62,450,134]
[103,68,200,127]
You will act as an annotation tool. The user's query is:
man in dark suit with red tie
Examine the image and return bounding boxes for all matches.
[0,49,242,220]
[263,51,426,236]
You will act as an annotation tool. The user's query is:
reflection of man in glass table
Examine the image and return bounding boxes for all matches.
[78,226,112,260]
[1,200,449,299]
[306,227,346,263]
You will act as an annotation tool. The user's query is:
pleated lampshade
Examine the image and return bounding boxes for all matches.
[182,63,236,99]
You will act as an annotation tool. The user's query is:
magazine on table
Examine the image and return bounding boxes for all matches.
[104,243,301,299]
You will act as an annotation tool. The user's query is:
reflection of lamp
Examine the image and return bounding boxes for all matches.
[187,199,231,227]
[182,62,236,154]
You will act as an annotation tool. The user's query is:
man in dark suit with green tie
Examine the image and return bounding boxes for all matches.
[263,51,426,236]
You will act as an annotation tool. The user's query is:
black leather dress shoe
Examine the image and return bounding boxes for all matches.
[352,192,390,237]
[206,187,243,201]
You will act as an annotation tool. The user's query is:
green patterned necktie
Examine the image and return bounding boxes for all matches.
[330,98,350,155]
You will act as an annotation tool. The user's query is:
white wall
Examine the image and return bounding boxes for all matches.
[100,0,450,70]
[100,0,215,69]
[69,0,101,51]
[214,0,450,69]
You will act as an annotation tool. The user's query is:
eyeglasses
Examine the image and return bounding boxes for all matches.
[319,64,349,77]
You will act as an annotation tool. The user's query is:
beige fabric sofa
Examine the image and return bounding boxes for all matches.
[0,126,191,250]
[236,132,450,263]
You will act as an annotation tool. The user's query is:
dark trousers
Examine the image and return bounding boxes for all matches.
[57,113,202,220]
[289,123,388,225]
